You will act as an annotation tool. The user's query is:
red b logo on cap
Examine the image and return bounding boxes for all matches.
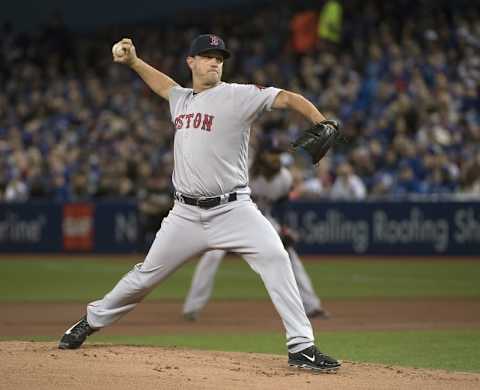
[209,35,220,46]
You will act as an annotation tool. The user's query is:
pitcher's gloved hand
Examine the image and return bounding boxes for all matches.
[291,119,345,164]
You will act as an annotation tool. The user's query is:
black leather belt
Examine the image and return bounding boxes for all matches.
[175,192,238,209]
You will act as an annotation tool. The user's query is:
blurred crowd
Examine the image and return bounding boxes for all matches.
[1,0,480,203]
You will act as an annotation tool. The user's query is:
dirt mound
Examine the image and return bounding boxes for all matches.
[1,341,479,390]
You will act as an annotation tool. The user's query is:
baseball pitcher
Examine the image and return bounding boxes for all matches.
[58,34,340,372]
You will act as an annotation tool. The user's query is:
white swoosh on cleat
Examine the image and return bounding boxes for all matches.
[65,319,83,335]
[301,353,316,362]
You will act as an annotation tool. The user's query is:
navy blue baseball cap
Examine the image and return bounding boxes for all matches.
[188,34,231,59]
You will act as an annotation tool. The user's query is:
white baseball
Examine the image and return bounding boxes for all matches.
[114,44,125,57]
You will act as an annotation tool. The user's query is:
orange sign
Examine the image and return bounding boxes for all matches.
[63,203,94,251]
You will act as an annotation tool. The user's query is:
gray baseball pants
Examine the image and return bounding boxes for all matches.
[86,196,314,352]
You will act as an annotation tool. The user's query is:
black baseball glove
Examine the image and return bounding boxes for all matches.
[291,119,343,164]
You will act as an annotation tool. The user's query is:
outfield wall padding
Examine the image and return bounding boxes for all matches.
[0,200,479,255]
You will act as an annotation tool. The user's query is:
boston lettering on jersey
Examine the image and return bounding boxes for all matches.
[174,113,215,131]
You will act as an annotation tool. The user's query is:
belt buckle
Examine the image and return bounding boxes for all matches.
[196,196,206,208]
[219,193,230,205]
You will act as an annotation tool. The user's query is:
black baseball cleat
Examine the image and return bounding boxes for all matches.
[58,316,98,350]
[183,311,198,322]
[307,308,331,320]
[288,345,341,372]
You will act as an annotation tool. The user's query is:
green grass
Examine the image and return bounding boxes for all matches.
[4,329,480,372]
[1,258,480,301]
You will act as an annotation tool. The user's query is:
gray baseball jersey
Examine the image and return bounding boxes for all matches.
[169,82,282,196]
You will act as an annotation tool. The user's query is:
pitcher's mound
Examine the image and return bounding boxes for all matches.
[1,341,479,390]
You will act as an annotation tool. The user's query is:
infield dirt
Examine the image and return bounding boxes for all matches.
[2,341,480,390]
